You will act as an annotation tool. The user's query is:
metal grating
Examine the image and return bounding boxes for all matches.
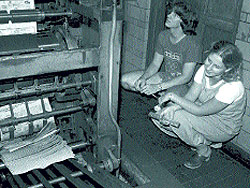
[1,159,105,188]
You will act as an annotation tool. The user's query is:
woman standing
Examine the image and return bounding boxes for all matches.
[153,41,247,169]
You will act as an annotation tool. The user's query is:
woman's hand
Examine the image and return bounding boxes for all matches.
[134,77,146,91]
[158,92,175,105]
[160,105,178,121]
[140,84,160,95]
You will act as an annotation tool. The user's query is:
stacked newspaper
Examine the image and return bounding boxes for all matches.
[0,122,75,175]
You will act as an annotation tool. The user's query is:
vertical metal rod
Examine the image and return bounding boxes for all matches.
[108,0,121,172]
[40,98,48,126]
[25,100,34,135]
[33,170,54,188]
[54,76,59,86]
[9,103,15,140]
[9,103,14,117]
[34,79,38,88]
[13,82,19,93]
[40,98,47,114]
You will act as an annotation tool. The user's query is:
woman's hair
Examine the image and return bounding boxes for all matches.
[165,1,199,35]
[207,40,243,82]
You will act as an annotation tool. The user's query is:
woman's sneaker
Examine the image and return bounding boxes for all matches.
[210,142,222,149]
[184,154,210,169]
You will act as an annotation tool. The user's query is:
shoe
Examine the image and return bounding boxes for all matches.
[184,154,210,169]
[210,142,222,149]
[191,147,196,151]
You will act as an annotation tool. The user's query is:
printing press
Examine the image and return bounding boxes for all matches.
[0,0,141,187]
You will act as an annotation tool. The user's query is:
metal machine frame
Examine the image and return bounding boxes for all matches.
[0,0,126,187]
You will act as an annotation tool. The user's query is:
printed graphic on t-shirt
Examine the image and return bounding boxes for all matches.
[164,50,182,77]
[164,50,181,61]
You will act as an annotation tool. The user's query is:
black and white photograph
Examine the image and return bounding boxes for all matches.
[0,0,249,187]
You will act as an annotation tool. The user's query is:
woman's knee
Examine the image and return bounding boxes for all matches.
[121,73,130,89]
[173,110,190,123]
[172,111,223,146]
[171,110,197,145]
[121,71,143,90]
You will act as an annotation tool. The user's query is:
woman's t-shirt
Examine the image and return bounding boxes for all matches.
[155,30,201,78]
[194,65,245,104]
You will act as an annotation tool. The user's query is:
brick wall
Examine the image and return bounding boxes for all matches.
[121,0,151,74]
[121,0,250,155]
[234,0,250,154]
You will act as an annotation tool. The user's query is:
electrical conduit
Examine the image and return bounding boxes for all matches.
[108,0,121,169]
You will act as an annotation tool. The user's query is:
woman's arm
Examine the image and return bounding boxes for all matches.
[156,81,202,116]
[159,81,202,104]
[161,92,229,116]
[141,52,163,79]
[140,62,196,95]
[183,81,202,102]
[135,52,163,90]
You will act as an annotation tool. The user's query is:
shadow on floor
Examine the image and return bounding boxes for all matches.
[118,90,250,188]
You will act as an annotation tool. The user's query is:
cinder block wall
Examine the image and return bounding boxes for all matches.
[121,0,151,74]
[234,0,250,154]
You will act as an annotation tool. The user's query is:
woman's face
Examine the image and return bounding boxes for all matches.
[165,11,182,28]
[204,53,226,78]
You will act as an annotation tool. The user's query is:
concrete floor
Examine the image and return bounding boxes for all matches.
[118,89,250,188]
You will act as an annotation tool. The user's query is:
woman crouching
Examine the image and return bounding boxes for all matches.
[153,41,247,169]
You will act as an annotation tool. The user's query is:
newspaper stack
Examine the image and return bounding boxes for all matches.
[0,122,75,175]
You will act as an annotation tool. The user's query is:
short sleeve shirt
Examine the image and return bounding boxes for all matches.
[155,30,201,77]
[194,65,245,104]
